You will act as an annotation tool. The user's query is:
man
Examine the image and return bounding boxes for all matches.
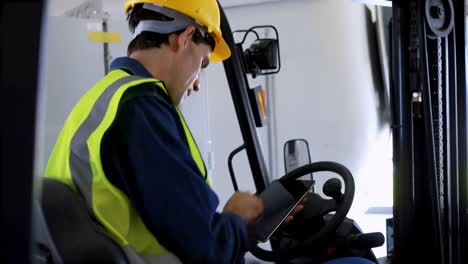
[45,0,264,263]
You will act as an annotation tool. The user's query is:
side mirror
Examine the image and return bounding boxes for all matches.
[283,139,314,189]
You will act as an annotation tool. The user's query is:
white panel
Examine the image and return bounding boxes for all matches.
[107,17,132,60]
[37,16,105,173]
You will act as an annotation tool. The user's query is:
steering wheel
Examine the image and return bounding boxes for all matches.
[250,161,355,262]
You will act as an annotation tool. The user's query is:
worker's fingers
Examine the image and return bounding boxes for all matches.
[290,204,304,216]
[283,216,294,224]
[282,204,304,225]
[223,192,264,225]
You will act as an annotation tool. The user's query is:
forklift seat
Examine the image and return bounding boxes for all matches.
[37,178,129,264]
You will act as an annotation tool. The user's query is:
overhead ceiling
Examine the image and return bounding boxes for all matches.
[47,0,284,17]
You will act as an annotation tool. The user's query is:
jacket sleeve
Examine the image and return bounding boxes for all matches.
[107,93,248,264]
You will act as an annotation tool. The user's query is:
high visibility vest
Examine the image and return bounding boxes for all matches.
[45,69,209,263]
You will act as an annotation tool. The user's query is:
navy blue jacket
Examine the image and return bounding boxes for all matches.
[101,57,248,263]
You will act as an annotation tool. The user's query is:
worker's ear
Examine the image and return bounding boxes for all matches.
[177,25,196,50]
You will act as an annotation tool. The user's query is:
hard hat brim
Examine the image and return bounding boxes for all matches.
[211,30,231,62]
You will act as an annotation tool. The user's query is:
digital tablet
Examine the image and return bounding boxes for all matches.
[255,179,315,242]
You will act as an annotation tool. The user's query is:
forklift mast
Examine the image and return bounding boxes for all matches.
[391,0,467,263]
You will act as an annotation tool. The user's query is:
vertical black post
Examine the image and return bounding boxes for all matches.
[392,0,466,263]
[0,1,43,263]
[218,1,269,192]
[102,20,110,75]
[391,1,417,262]
[450,1,468,263]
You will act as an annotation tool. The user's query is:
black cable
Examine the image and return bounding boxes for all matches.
[227,144,245,192]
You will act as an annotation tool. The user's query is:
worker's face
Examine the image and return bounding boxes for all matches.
[170,26,212,106]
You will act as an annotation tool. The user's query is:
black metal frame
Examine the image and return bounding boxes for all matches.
[391,0,467,263]
[219,1,270,192]
[234,25,282,78]
[0,1,44,263]
[447,0,468,261]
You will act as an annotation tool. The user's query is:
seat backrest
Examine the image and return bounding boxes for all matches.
[32,199,64,264]
[39,178,129,264]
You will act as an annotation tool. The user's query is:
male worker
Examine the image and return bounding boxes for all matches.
[45,0,265,263]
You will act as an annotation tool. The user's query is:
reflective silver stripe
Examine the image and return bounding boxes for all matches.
[69,75,144,207]
[123,246,182,264]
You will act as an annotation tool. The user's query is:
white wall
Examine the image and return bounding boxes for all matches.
[37,16,105,174]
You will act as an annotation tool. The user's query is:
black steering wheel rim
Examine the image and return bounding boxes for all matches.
[250,161,355,262]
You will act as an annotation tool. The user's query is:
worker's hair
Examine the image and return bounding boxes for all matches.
[126,4,215,55]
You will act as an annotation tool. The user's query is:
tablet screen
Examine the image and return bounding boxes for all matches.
[255,179,315,242]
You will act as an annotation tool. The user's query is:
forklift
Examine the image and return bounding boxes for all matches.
[0,0,466,263]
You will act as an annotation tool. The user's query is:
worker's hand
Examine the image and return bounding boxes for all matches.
[283,195,309,225]
[283,204,305,224]
[223,192,264,225]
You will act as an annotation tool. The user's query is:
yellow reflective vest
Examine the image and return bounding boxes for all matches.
[45,69,209,263]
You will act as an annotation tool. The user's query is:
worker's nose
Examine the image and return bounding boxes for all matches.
[193,76,200,92]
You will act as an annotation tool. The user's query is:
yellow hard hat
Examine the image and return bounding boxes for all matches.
[125,0,231,62]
